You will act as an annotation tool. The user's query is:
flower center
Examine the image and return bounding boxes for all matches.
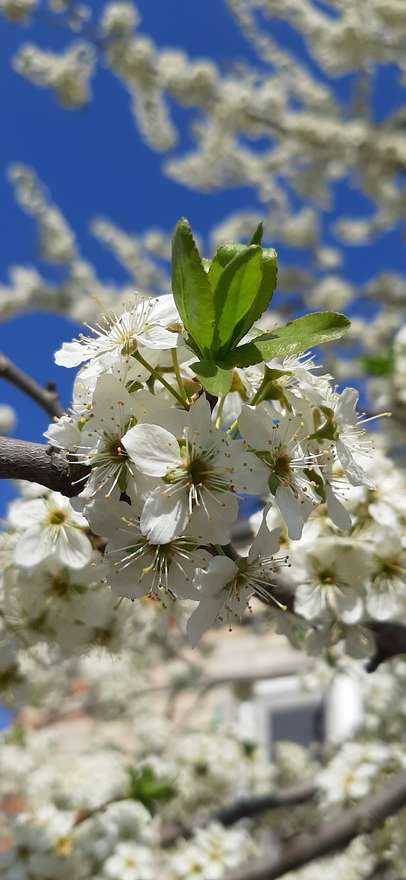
[48,510,67,525]
[107,437,128,459]
[186,454,213,487]
[319,569,335,585]
[273,453,292,481]
[48,574,70,598]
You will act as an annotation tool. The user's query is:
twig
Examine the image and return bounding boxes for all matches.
[0,437,88,497]
[161,784,316,846]
[0,353,64,420]
[74,783,316,841]
[73,796,128,827]
[229,771,406,880]
[214,783,315,827]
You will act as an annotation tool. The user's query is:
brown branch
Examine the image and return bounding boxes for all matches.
[230,771,406,880]
[0,436,89,497]
[0,353,64,420]
[74,784,316,841]
[162,785,316,846]
[213,784,315,827]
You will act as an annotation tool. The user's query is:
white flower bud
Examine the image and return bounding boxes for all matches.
[0,404,16,435]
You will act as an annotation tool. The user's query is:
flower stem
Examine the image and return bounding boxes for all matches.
[250,376,269,406]
[171,348,189,405]
[214,396,225,430]
[132,351,189,409]
[226,419,239,437]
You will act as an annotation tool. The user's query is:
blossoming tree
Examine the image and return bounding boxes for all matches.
[0,2,405,879]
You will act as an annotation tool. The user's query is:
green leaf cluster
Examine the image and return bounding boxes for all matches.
[171,218,351,395]
[126,766,176,815]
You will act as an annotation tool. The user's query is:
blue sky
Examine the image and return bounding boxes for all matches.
[0,0,404,519]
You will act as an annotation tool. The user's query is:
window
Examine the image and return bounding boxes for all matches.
[240,672,363,757]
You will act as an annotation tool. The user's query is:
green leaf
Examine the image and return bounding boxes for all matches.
[358,348,394,377]
[213,242,247,267]
[171,218,215,358]
[192,360,233,395]
[221,312,351,368]
[207,256,225,292]
[207,242,247,291]
[240,247,277,335]
[126,767,176,816]
[212,245,263,356]
[208,245,277,353]
[248,222,264,245]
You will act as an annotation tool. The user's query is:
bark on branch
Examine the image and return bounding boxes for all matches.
[0,352,63,420]
[0,437,89,497]
[230,770,406,880]
[213,784,315,827]
[75,784,316,840]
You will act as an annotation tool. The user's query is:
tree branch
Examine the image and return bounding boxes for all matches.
[74,783,316,841]
[0,437,88,497]
[213,784,315,828]
[230,771,406,880]
[0,353,64,420]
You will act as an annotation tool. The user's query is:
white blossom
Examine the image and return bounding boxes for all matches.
[187,523,283,646]
[10,492,92,569]
[54,295,180,368]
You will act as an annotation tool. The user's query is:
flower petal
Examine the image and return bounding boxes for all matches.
[140,488,189,543]
[275,485,310,540]
[187,599,221,647]
[325,484,352,531]
[91,375,135,436]
[8,498,47,529]
[14,527,53,567]
[56,527,92,569]
[193,556,238,598]
[188,491,238,544]
[138,325,179,350]
[251,517,280,559]
[54,341,88,368]
[122,424,181,476]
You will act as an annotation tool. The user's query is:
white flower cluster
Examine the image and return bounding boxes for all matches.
[0,716,265,880]
[14,40,95,108]
[246,446,405,661]
[30,265,378,653]
[6,0,405,244]
[229,0,406,73]
[8,164,76,264]
[318,740,404,808]
[0,166,174,323]
[0,0,36,22]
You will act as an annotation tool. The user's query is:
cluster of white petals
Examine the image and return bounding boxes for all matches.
[14,40,95,108]
[26,289,359,645]
[0,0,36,22]
[0,698,268,880]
